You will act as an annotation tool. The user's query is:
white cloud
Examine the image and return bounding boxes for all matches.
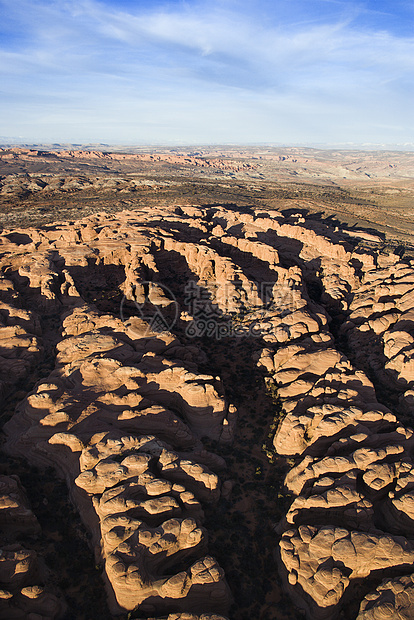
[0,0,413,143]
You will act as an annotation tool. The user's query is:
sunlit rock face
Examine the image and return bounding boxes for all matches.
[0,474,66,618]
[2,312,231,614]
[357,574,414,620]
[0,210,235,616]
[0,202,412,618]
[248,213,414,618]
[343,262,414,415]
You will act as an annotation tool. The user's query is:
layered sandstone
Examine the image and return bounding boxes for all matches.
[0,475,66,619]
[3,308,231,614]
[357,574,414,619]
[0,200,412,618]
[342,261,414,415]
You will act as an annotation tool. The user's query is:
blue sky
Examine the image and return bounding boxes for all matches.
[0,0,413,145]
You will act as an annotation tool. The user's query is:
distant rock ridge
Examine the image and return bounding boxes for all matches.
[0,147,257,174]
[2,145,414,180]
[0,203,412,617]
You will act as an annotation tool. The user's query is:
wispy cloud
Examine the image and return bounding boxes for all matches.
[0,0,413,143]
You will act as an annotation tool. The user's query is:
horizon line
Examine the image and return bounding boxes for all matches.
[1,141,414,153]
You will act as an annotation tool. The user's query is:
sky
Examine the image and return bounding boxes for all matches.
[0,0,413,146]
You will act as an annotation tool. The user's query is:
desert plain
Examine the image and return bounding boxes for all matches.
[0,145,413,620]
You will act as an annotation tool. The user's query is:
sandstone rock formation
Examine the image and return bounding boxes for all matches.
[2,306,231,614]
[0,275,41,400]
[0,475,66,619]
[0,195,412,618]
[0,213,235,615]
[247,212,414,618]
[357,574,414,619]
[342,261,414,416]
[0,475,40,539]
